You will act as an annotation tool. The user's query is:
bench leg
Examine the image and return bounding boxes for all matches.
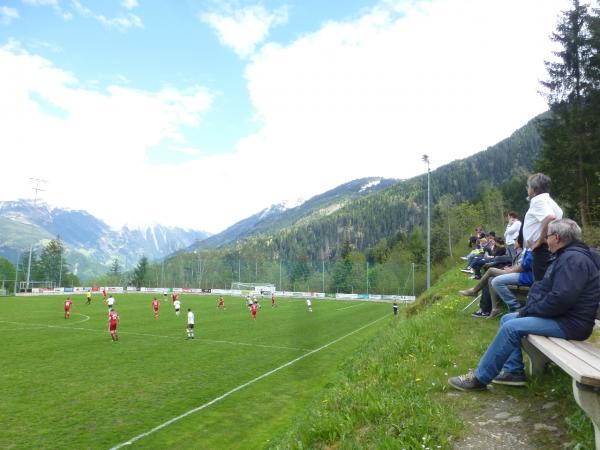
[521,337,550,376]
[572,380,600,449]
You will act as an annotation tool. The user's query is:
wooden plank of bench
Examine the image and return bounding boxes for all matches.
[527,335,600,386]
[553,339,600,372]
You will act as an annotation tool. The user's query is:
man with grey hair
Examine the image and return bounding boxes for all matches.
[449,218,600,391]
[523,173,563,281]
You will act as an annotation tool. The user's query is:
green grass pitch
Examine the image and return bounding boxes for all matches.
[0,294,392,449]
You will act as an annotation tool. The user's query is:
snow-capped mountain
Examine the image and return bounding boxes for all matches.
[0,200,210,280]
[191,177,398,250]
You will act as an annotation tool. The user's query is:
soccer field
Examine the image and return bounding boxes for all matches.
[0,294,392,449]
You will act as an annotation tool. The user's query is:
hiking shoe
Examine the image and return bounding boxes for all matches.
[459,289,476,297]
[492,372,527,386]
[471,310,489,318]
[448,370,488,391]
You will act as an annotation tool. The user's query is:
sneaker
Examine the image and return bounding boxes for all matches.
[460,256,468,260]
[448,370,488,391]
[459,289,476,297]
[460,268,474,273]
[492,372,527,386]
[471,310,489,318]
[469,275,481,280]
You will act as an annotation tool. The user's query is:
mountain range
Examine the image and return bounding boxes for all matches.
[0,201,210,280]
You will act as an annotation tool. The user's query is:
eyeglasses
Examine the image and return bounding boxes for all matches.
[545,233,556,240]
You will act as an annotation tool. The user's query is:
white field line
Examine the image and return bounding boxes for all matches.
[70,313,90,324]
[335,302,367,311]
[0,320,102,334]
[202,339,311,352]
[108,314,388,450]
[0,320,309,351]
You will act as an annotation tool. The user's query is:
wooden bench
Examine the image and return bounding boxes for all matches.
[522,334,600,448]
[506,284,529,304]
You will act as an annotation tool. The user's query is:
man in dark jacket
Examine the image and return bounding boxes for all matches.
[449,218,600,390]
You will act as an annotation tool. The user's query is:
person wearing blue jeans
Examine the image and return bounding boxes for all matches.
[489,248,533,313]
[472,312,566,385]
[449,219,600,391]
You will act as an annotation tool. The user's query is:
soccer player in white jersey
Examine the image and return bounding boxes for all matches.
[174,299,181,316]
[186,308,195,339]
[106,295,115,312]
[306,298,313,312]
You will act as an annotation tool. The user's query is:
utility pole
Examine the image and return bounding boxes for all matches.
[322,260,325,294]
[366,261,369,297]
[25,178,47,291]
[14,253,19,295]
[422,155,431,290]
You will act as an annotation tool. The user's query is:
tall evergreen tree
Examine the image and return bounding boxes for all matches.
[538,0,600,226]
[131,256,149,288]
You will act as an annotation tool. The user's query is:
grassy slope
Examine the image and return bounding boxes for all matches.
[268,267,595,449]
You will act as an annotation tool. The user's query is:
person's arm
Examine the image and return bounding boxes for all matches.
[532,215,555,249]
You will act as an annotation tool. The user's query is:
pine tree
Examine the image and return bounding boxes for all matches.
[538,0,599,226]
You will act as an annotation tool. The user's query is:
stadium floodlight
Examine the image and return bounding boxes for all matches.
[422,155,431,290]
[25,178,47,291]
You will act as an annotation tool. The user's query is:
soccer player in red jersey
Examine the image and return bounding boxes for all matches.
[102,288,107,300]
[171,292,178,304]
[250,301,258,320]
[108,308,119,342]
[64,297,73,319]
[271,293,276,308]
[217,296,225,309]
[152,297,160,319]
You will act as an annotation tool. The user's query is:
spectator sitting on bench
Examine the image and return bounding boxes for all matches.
[470,236,508,279]
[489,241,533,315]
[459,233,525,319]
[462,236,487,272]
[449,218,600,391]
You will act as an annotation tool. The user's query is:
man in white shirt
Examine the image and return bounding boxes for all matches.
[174,299,181,316]
[306,298,313,312]
[106,295,115,312]
[504,212,521,261]
[523,173,563,281]
[186,308,195,339]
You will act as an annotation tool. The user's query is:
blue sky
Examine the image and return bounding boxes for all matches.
[0,0,571,233]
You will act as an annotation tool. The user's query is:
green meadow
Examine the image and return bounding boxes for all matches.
[0,294,391,449]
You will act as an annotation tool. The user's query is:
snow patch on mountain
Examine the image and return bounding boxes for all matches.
[359,179,381,192]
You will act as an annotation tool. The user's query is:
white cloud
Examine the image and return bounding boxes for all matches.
[201,4,288,58]
[72,0,143,29]
[96,12,142,29]
[0,6,19,24]
[121,0,139,10]
[238,0,571,208]
[21,0,72,20]
[0,42,214,230]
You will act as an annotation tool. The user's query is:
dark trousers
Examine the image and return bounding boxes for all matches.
[532,244,552,282]
[479,286,492,314]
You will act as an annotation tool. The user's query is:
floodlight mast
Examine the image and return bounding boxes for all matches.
[422,155,431,290]
[25,178,47,291]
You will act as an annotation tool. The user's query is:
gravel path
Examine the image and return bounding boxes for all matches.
[449,391,568,449]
